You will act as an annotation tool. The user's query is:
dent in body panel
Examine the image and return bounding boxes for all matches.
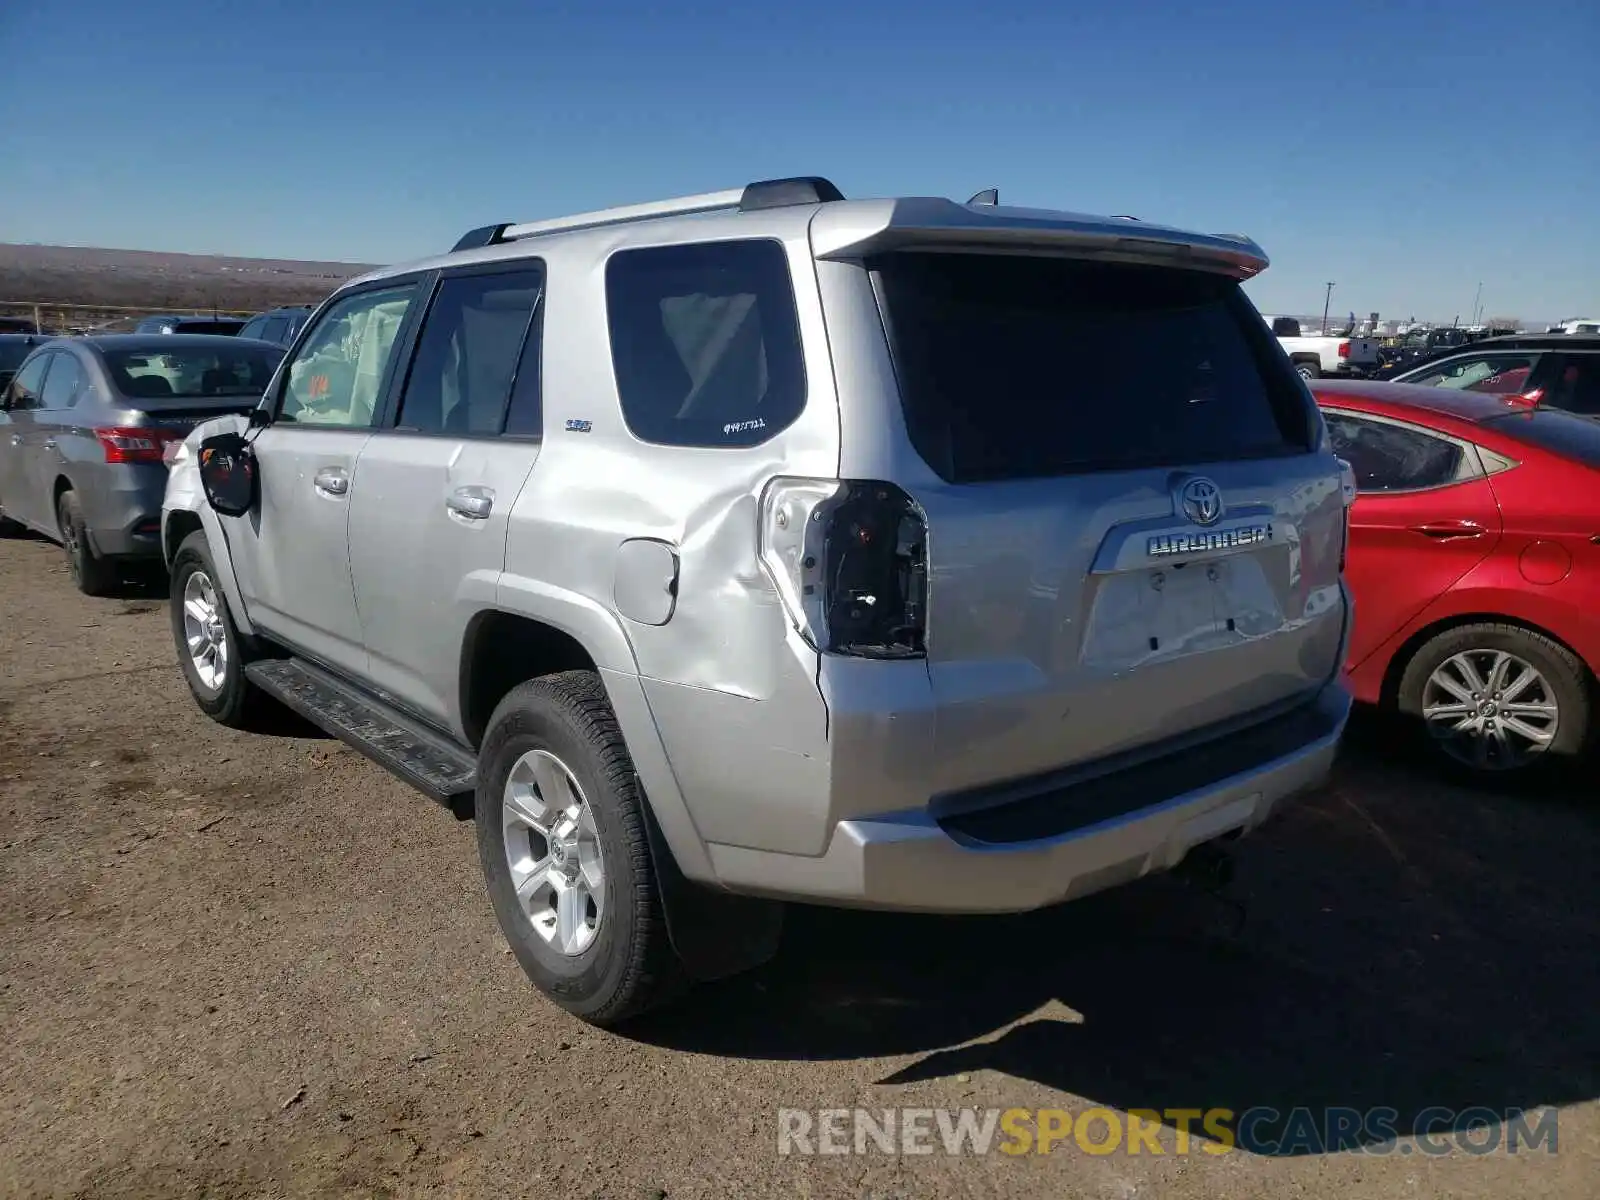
[505,219,843,856]
[912,457,1348,796]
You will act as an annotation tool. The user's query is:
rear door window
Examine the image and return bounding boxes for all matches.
[394,267,543,436]
[38,353,86,408]
[870,252,1311,483]
[4,354,50,410]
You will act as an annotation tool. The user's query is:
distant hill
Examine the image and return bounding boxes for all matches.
[0,243,376,316]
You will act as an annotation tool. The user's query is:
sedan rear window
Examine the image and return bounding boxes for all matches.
[1484,408,1600,470]
[104,345,282,399]
[871,252,1312,483]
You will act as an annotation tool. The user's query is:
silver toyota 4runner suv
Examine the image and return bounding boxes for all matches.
[163,176,1354,1025]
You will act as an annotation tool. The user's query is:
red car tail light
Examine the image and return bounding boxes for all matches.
[1337,340,1352,359]
[94,426,177,464]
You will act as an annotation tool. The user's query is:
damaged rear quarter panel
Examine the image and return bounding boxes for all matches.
[505,223,844,856]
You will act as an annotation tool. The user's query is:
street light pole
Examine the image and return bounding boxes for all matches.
[1321,282,1335,335]
[1472,281,1483,326]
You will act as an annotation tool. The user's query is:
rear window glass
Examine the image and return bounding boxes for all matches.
[605,239,806,447]
[104,345,282,400]
[0,342,33,372]
[871,253,1311,483]
[1485,408,1600,469]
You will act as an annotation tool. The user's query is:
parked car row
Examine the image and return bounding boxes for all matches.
[0,332,284,592]
[6,178,1594,1030]
[2,304,315,346]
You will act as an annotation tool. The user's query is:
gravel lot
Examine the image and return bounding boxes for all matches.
[1,531,1596,1199]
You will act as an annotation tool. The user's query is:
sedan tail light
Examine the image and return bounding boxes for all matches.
[94,426,179,464]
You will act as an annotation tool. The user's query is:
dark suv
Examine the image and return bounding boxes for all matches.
[134,315,247,336]
[0,334,45,394]
[237,306,313,347]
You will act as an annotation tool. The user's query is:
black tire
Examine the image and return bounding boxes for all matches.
[1397,621,1593,780]
[1294,360,1321,381]
[476,671,683,1026]
[57,489,118,596]
[169,530,261,727]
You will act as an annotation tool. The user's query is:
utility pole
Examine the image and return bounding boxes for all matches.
[1472,281,1483,326]
[1321,282,1335,335]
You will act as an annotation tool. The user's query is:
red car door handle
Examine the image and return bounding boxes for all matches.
[1409,520,1484,540]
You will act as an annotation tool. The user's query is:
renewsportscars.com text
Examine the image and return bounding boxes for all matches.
[777,1106,1559,1157]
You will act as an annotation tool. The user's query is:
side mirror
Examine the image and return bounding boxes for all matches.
[247,403,272,429]
[198,431,258,517]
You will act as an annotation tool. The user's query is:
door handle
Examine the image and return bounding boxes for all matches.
[1409,520,1483,540]
[313,466,349,496]
[446,486,494,520]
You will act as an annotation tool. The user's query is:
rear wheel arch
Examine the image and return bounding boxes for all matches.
[459,611,603,751]
[1380,612,1594,709]
[51,474,74,534]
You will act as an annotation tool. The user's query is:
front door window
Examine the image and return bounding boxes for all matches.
[278,285,416,427]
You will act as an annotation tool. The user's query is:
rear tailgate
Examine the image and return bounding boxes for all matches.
[867,250,1349,792]
[1342,336,1380,367]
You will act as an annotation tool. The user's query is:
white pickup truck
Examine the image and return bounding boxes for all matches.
[1268,317,1380,380]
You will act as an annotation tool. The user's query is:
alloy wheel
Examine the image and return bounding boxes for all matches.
[501,749,606,956]
[181,569,229,691]
[1422,648,1558,772]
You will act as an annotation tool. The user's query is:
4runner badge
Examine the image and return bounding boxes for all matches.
[1147,524,1274,558]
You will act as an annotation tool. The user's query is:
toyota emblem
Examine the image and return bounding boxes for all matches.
[1178,477,1224,527]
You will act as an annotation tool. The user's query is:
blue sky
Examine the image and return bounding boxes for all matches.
[1,0,1594,323]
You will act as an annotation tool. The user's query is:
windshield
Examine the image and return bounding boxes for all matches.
[1484,408,1600,470]
[104,344,282,399]
[870,252,1310,482]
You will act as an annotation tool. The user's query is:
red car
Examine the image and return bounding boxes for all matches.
[1314,380,1600,778]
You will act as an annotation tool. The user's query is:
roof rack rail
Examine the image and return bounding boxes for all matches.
[450,176,845,252]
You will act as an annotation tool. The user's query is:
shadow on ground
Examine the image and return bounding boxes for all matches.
[630,717,1599,1154]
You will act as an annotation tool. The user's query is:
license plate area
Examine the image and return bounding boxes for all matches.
[1081,564,1218,667]
[1080,551,1289,669]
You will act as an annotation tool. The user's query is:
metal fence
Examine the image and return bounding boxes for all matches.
[0,300,258,335]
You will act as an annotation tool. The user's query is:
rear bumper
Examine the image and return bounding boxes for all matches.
[705,679,1350,913]
[83,464,167,559]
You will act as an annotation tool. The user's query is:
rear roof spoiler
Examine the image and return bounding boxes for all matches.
[809,198,1268,279]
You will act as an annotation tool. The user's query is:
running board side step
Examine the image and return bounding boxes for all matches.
[245,658,477,809]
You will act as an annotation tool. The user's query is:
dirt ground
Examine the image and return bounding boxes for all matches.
[1,532,1596,1200]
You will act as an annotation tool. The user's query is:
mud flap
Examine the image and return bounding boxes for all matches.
[638,775,785,982]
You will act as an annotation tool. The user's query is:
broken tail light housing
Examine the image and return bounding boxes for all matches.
[758,478,928,659]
